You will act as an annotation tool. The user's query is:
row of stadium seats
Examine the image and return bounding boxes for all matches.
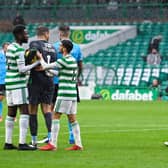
[0,21,168,95]
[82,64,168,87]
[0,0,75,5]
[82,22,168,97]
[1,21,168,46]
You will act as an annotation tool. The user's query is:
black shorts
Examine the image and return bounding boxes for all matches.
[28,84,54,105]
[0,84,5,96]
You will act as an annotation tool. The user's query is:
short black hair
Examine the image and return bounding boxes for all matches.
[13,24,26,38]
[61,40,73,53]
[58,25,70,37]
[58,25,70,32]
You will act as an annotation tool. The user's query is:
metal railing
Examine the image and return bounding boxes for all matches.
[0,3,168,23]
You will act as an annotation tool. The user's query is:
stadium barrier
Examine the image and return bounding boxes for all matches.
[0,3,168,24]
[95,86,159,101]
[80,25,137,57]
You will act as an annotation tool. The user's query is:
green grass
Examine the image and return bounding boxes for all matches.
[0,100,168,168]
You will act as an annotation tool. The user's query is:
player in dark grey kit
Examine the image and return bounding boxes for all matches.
[27,26,57,147]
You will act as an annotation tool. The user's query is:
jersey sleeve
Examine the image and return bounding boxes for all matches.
[71,43,83,62]
[56,58,65,69]
[17,49,40,73]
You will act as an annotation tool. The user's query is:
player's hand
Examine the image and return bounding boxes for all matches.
[35,65,44,71]
[36,51,48,70]
[36,51,43,60]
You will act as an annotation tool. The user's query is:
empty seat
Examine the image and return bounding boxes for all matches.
[141,65,152,83]
[121,67,134,86]
[131,68,143,86]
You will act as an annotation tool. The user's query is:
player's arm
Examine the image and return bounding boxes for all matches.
[76,45,83,83]
[17,51,40,73]
[77,60,83,78]
[37,51,62,70]
[75,45,83,78]
[40,58,57,69]
[46,69,59,76]
[46,47,59,75]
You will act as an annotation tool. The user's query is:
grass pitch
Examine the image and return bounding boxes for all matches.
[0,100,168,168]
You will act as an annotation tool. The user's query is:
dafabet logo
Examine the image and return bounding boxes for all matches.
[97,88,158,101]
[70,29,117,44]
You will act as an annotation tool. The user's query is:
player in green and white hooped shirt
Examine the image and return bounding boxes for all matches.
[4,25,39,150]
[38,40,83,151]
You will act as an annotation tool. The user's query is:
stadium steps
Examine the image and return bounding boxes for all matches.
[82,22,168,97]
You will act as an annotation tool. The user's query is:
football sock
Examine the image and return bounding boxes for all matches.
[19,114,29,144]
[5,116,15,144]
[48,132,51,141]
[0,101,2,117]
[68,121,75,141]
[29,114,38,143]
[44,112,52,132]
[71,121,82,147]
[32,136,37,144]
[51,119,60,147]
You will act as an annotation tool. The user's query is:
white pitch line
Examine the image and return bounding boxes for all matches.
[1,124,168,129]
[0,127,168,138]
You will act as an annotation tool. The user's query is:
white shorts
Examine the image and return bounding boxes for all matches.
[54,99,77,115]
[6,88,29,106]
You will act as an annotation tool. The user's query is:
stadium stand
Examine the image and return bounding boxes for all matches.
[0,2,168,99]
[82,22,168,99]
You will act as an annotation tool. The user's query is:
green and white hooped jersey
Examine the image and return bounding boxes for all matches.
[56,54,78,101]
[5,42,27,90]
